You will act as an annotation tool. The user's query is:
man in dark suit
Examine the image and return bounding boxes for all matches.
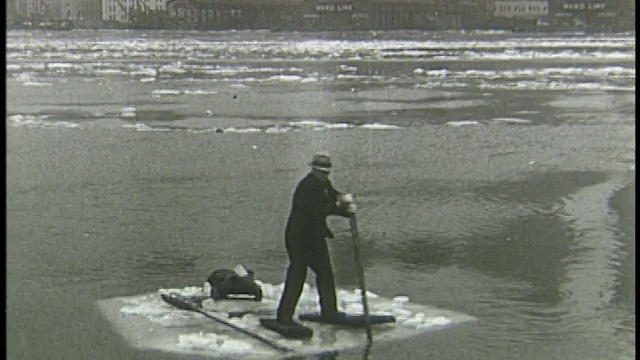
[276,153,356,325]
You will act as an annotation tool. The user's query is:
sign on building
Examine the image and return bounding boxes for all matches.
[315,3,354,12]
[493,1,549,18]
[561,2,606,11]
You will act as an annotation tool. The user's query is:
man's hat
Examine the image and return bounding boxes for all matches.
[310,153,332,172]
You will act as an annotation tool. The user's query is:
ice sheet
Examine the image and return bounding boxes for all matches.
[97,281,476,359]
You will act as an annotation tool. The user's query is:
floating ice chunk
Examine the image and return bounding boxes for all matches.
[120,303,166,316]
[95,69,125,75]
[47,62,74,70]
[52,121,80,128]
[177,332,219,350]
[224,127,261,134]
[354,289,379,299]
[132,68,158,77]
[23,82,52,87]
[120,107,136,118]
[140,77,156,83]
[9,114,31,122]
[148,312,196,327]
[264,126,291,134]
[491,117,532,124]
[290,119,326,127]
[257,282,279,300]
[446,120,480,127]
[339,65,358,73]
[413,68,425,75]
[99,280,477,358]
[201,298,217,309]
[513,110,540,115]
[298,283,315,302]
[359,123,402,130]
[15,72,34,82]
[268,74,303,82]
[418,316,452,329]
[326,123,353,130]
[181,286,204,297]
[159,62,186,74]
[345,303,364,314]
[402,312,426,327]
[339,291,361,304]
[392,307,412,317]
[152,89,181,96]
[184,90,218,95]
[219,338,253,353]
[158,288,182,295]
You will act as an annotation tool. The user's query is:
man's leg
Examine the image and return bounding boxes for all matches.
[276,240,308,323]
[310,239,338,317]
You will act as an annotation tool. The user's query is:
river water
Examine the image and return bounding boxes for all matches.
[6,29,635,360]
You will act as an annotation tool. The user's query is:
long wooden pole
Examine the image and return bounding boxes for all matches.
[349,215,373,344]
[161,293,292,353]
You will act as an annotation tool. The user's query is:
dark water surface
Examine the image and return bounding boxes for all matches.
[7,30,635,360]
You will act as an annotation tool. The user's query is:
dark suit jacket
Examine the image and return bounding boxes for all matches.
[285,172,351,242]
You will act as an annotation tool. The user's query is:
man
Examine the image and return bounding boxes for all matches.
[276,153,356,325]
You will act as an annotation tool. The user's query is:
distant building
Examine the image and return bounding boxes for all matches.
[61,0,102,22]
[103,0,169,22]
[165,0,304,30]
[36,0,623,31]
[16,0,61,18]
[548,0,618,31]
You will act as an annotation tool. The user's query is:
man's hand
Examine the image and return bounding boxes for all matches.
[338,193,355,206]
[347,203,357,214]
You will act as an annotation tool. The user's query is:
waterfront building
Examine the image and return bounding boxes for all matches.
[161,0,493,31]
[16,0,63,18]
[485,0,549,30]
[166,0,304,30]
[1,0,614,31]
[13,0,100,22]
[59,0,102,23]
[103,0,169,22]
[549,0,622,31]
[366,0,490,30]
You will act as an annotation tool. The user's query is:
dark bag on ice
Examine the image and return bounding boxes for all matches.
[206,265,262,301]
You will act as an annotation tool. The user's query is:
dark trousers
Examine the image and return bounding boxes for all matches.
[276,236,338,322]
